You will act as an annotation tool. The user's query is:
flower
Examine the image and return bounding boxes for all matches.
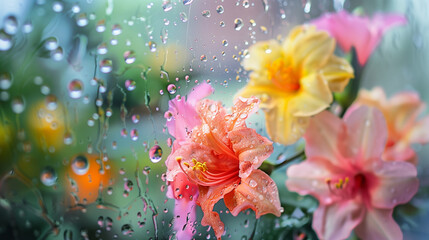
[165,83,214,239]
[349,87,429,164]
[312,10,407,65]
[236,25,353,145]
[286,106,419,240]
[167,96,282,239]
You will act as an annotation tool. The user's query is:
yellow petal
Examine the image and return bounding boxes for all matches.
[288,73,332,117]
[264,98,309,145]
[242,39,283,72]
[321,55,354,92]
[234,82,292,109]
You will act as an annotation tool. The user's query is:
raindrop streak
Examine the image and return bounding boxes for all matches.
[40,167,57,186]
[234,18,244,31]
[72,155,89,175]
[149,145,163,163]
[68,79,84,99]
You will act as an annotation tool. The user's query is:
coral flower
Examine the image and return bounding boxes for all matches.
[165,83,214,239]
[312,10,407,65]
[350,87,429,164]
[236,25,353,145]
[167,96,282,239]
[286,106,419,240]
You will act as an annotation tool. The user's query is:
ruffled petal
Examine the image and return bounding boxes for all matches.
[187,83,215,106]
[264,98,310,145]
[320,55,354,92]
[242,39,283,73]
[408,116,429,143]
[304,110,347,164]
[343,106,387,163]
[229,128,273,179]
[224,170,281,218]
[197,180,239,239]
[234,83,292,110]
[167,98,201,142]
[286,158,346,205]
[227,97,260,130]
[312,200,365,240]
[288,73,332,117]
[369,160,418,209]
[355,209,402,240]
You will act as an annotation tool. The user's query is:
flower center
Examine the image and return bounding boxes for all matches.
[267,58,300,92]
[325,173,367,200]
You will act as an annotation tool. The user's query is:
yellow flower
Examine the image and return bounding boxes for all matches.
[236,25,354,145]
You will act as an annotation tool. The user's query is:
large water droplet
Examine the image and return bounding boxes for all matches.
[216,5,224,14]
[44,37,58,51]
[100,59,113,73]
[167,84,176,94]
[72,155,89,175]
[0,72,12,90]
[11,96,25,114]
[4,16,18,35]
[234,18,244,31]
[68,79,83,99]
[149,145,163,163]
[249,179,257,188]
[0,30,12,51]
[123,50,136,64]
[40,167,57,186]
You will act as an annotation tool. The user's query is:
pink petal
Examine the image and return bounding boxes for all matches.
[227,97,260,130]
[312,200,365,240]
[187,83,214,106]
[355,209,402,240]
[286,158,347,205]
[313,11,407,65]
[224,169,281,218]
[228,128,273,179]
[172,194,198,240]
[369,160,418,209]
[383,145,417,163]
[304,110,348,165]
[343,106,387,163]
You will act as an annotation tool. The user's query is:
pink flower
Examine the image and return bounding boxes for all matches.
[350,87,429,164]
[167,97,282,239]
[312,10,407,65]
[165,83,214,239]
[286,106,418,240]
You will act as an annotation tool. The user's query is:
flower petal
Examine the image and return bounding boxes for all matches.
[312,200,365,240]
[172,193,198,240]
[355,209,402,240]
[408,116,429,143]
[242,39,283,73]
[167,98,201,142]
[343,106,387,162]
[187,83,215,106]
[288,73,332,117]
[227,97,260,130]
[369,160,418,209]
[320,55,354,92]
[304,110,347,164]
[224,170,281,218]
[228,128,273,179]
[197,180,239,239]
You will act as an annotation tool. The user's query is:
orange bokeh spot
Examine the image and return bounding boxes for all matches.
[66,154,112,204]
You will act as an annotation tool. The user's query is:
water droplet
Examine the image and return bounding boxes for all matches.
[201,10,211,18]
[68,79,84,99]
[243,0,250,8]
[45,94,57,110]
[167,84,177,94]
[11,96,25,114]
[124,180,133,192]
[0,30,12,51]
[97,216,104,228]
[0,72,12,90]
[123,50,136,64]
[183,0,193,5]
[132,114,140,123]
[72,155,89,175]
[222,40,228,46]
[4,16,18,35]
[219,21,225,27]
[179,12,188,22]
[111,24,122,36]
[125,79,136,91]
[148,41,157,52]
[130,129,138,141]
[162,0,172,11]
[200,54,207,62]
[100,59,113,73]
[51,47,63,61]
[44,37,58,51]
[216,5,224,14]
[121,224,134,236]
[52,1,64,12]
[71,3,81,13]
[164,111,173,121]
[97,42,108,55]
[22,21,33,33]
[234,18,244,31]
[96,20,106,32]
[149,145,163,163]
[40,166,57,186]
[262,0,269,11]
[161,28,168,44]
[249,180,257,187]
[76,13,89,27]
[64,132,73,145]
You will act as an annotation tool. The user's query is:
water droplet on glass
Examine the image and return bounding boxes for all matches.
[132,114,140,123]
[130,129,138,141]
[125,79,136,91]
[121,224,134,236]
[11,96,25,114]
[96,20,106,32]
[219,21,225,27]
[234,18,244,31]
[216,5,224,14]
[179,12,188,22]
[40,166,57,186]
[183,0,193,5]
[243,0,250,8]
[0,72,12,90]
[222,40,228,46]
[44,37,58,51]
[303,0,311,13]
[0,30,12,51]
[167,84,177,94]
[97,42,108,55]
[149,145,163,163]
[164,111,173,121]
[44,94,57,110]
[72,155,89,175]
[162,0,172,11]
[249,179,257,187]
[124,50,136,64]
[262,0,269,11]
[100,59,113,73]
[121,128,127,137]
[148,41,157,52]
[51,47,63,61]
[4,16,18,35]
[111,24,122,36]
[22,21,33,33]
[76,13,89,27]
[161,28,168,44]
[68,79,83,99]
[52,1,64,12]
[200,54,207,62]
[201,10,211,18]
[71,3,80,13]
